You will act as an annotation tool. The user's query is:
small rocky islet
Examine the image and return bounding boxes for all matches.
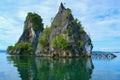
[7,3,115,58]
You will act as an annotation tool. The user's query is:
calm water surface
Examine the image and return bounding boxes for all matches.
[0,52,120,80]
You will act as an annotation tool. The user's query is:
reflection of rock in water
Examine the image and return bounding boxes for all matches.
[35,58,94,80]
[7,55,37,80]
[7,55,94,80]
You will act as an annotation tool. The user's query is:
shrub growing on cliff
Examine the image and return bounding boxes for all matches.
[15,42,33,54]
[79,27,85,33]
[26,12,43,31]
[66,8,71,16]
[7,46,14,53]
[7,42,33,54]
[64,8,71,19]
[51,34,70,50]
[72,18,78,24]
[39,26,51,51]
[78,40,84,47]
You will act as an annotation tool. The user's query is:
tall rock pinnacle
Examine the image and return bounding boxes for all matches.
[49,3,93,57]
[59,2,65,12]
[7,12,44,54]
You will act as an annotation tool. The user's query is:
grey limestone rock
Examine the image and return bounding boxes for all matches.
[49,3,93,57]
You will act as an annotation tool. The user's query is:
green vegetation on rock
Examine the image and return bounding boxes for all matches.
[79,27,85,33]
[72,18,78,24]
[51,23,60,29]
[7,46,14,53]
[72,18,82,26]
[51,34,70,50]
[78,40,84,47]
[39,26,51,51]
[15,42,33,54]
[26,12,43,31]
[65,8,71,18]
[7,42,33,54]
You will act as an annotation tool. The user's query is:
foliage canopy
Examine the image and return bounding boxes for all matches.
[39,26,51,51]
[51,34,70,50]
[26,12,43,31]
[7,42,33,54]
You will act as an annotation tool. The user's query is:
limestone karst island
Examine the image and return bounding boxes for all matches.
[7,3,93,57]
[1,1,120,80]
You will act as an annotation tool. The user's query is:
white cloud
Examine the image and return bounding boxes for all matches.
[0,16,23,49]
[66,0,120,42]
[0,0,120,50]
[17,11,27,21]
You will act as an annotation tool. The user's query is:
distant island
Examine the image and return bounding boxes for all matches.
[7,3,93,57]
[0,50,6,53]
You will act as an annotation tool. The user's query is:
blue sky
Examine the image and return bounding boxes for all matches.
[0,0,120,51]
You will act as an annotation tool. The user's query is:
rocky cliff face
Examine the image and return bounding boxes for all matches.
[36,3,93,57]
[18,13,43,51]
[49,3,93,56]
[7,13,43,54]
[7,3,93,56]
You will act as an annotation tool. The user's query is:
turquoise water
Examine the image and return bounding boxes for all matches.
[0,52,120,80]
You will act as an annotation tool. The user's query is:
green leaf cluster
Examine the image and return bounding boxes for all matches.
[78,40,84,47]
[51,34,70,50]
[72,18,78,24]
[7,42,33,54]
[72,18,82,26]
[39,27,51,51]
[63,8,71,19]
[79,27,85,33]
[7,46,14,53]
[66,8,71,17]
[26,12,43,31]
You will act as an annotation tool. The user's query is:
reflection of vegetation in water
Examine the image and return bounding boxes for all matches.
[7,55,37,80]
[7,55,94,80]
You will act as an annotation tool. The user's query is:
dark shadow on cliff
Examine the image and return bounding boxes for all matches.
[7,55,94,80]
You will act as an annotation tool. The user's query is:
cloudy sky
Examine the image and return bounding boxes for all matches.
[0,0,120,51]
